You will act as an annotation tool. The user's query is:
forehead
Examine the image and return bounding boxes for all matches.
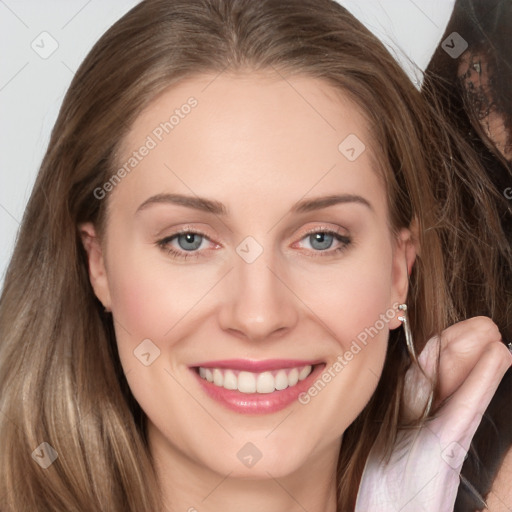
[110,71,386,217]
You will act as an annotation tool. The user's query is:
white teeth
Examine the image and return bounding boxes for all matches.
[238,371,256,393]
[213,368,223,387]
[275,370,288,390]
[288,368,299,387]
[256,372,275,393]
[197,364,313,393]
[223,370,237,390]
[298,365,311,380]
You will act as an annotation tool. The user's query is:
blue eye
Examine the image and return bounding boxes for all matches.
[174,232,204,251]
[309,232,336,251]
[156,228,351,260]
[157,230,210,260]
[296,229,351,256]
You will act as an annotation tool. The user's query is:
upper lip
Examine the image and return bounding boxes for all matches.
[190,358,323,372]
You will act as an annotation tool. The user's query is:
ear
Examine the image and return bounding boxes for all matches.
[388,220,418,329]
[78,222,112,311]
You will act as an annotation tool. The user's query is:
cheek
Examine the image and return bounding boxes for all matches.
[297,241,395,348]
[286,250,393,390]
[109,261,165,335]
[107,256,210,342]
[107,229,396,349]
[295,241,395,429]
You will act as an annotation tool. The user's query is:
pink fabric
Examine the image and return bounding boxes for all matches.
[356,333,512,511]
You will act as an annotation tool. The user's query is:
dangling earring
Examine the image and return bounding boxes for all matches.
[398,304,418,365]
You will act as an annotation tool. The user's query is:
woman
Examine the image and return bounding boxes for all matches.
[0,0,510,510]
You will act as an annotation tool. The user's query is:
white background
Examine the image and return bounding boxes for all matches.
[0,0,455,288]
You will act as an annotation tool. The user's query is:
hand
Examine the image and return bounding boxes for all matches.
[355,317,512,512]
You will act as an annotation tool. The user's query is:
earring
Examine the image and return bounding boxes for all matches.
[398,304,418,364]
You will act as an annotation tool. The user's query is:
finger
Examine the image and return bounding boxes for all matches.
[437,316,501,401]
[438,316,501,352]
[430,341,512,450]
[401,317,503,422]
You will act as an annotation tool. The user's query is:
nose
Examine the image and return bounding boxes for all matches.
[218,245,299,343]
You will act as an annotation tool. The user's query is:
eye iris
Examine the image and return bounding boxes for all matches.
[310,232,333,250]
[178,233,202,251]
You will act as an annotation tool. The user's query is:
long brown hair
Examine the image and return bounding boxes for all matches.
[0,1,508,510]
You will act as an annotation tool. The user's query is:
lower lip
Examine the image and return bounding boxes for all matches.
[191,364,325,414]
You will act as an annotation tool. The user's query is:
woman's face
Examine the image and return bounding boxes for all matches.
[81,71,414,480]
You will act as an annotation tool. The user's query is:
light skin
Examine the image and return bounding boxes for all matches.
[80,71,416,511]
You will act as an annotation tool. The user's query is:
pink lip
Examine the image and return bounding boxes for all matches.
[190,358,323,372]
[190,362,326,415]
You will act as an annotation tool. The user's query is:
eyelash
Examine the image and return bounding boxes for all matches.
[156,226,352,261]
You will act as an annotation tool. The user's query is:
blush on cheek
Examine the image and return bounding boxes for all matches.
[320,270,393,351]
[107,258,211,351]
[108,263,168,344]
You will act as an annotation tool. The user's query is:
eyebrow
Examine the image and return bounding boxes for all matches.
[135,192,372,215]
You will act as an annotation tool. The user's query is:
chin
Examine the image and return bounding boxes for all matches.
[204,438,313,480]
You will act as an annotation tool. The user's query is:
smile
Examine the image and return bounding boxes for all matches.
[198,365,313,393]
[190,359,325,414]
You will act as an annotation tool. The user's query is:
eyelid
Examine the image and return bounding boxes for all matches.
[158,226,219,248]
[296,223,348,239]
[156,223,351,260]
[291,225,351,253]
[155,226,219,260]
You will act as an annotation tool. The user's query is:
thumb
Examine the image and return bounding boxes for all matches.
[429,341,512,457]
